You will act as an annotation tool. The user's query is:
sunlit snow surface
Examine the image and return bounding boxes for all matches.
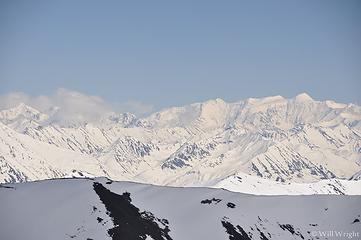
[1,178,360,240]
[1,94,361,188]
[211,172,361,195]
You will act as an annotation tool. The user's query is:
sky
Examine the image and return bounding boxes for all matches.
[0,0,360,115]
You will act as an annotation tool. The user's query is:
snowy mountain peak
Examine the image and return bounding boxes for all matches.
[1,103,42,118]
[200,98,227,110]
[0,103,49,129]
[294,92,314,102]
[199,98,228,119]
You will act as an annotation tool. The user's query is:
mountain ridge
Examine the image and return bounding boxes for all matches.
[0,93,360,194]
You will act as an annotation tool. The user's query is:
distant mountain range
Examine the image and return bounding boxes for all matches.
[1,93,360,194]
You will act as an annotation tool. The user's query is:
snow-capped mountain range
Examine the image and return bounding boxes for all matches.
[0,93,360,194]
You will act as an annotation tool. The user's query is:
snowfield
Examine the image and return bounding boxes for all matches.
[212,172,361,195]
[0,178,360,240]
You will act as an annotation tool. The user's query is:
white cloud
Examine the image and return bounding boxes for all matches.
[0,88,154,125]
[48,88,113,125]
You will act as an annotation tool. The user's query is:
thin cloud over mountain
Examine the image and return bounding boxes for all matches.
[0,88,154,125]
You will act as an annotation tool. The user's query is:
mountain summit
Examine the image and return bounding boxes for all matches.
[294,92,314,102]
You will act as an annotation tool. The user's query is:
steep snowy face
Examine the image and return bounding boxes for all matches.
[0,122,105,183]
[98,136,161,178]
[243,123,361,182]
[23,123,113,154]
[0,93,360,186]
[1,178,360,240]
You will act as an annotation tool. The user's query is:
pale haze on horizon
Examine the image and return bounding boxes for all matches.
[0,0,360,111]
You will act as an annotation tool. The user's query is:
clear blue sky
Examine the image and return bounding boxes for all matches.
[1,0,360,109]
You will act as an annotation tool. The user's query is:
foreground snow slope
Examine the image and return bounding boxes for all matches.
[0,178,360,240]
